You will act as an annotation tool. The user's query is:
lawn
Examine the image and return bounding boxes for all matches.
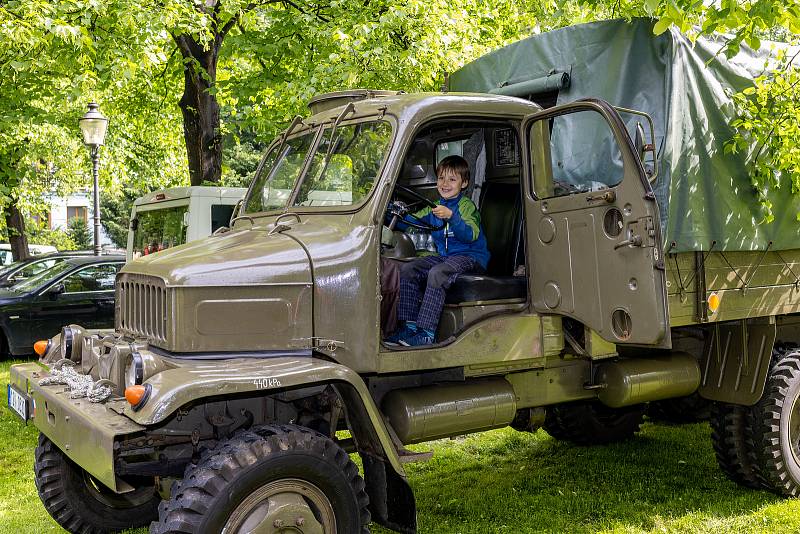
[2,358,800,533]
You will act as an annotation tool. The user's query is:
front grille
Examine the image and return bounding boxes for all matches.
[116,274,170,344]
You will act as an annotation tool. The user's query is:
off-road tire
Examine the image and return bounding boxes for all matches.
[709,402,762,488]
[543,401,645,445]
[748,350,800,496]
[151,424,370,534]
[649,393,712,423]
[34,433,159,533]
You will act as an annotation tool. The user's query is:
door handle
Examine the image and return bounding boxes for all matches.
[614,234,643,250]
[585,190,616,203]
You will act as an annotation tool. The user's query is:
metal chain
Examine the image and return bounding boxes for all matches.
[38,360,113,403]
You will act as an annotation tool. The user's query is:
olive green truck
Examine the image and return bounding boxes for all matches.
[9,19,800,534]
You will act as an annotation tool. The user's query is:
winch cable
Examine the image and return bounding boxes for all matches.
[39,359,114,403]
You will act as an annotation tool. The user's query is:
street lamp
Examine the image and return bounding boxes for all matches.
[78,103,109,256]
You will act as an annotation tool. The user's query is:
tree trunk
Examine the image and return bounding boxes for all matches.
[4,200,30,261]
[175,35,223,186]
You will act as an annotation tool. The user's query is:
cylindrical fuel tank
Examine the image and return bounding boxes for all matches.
[596,352,701,408]
[382,379,517,444]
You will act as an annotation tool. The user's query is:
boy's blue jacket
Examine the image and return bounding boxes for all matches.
[405,194,490,269]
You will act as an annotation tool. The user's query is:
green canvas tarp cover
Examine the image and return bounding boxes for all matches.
[450,18,799,253]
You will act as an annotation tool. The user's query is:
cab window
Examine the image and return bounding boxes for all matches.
[532,109,624,199]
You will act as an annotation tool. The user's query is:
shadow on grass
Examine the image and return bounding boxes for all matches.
[384,422,784,533]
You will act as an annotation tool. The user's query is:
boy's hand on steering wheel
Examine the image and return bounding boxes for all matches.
[431,205,453,220]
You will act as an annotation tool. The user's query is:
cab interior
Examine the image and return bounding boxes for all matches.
[381,119,529,347]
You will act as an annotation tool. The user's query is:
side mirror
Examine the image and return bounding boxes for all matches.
[613,106,659,183]
[49,283,65,298]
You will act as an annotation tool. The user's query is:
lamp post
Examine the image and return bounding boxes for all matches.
[78,103,109,256]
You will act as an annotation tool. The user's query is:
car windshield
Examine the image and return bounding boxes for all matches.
[243,119,392,213]
[11,261,73,292]
[6,257,64,284]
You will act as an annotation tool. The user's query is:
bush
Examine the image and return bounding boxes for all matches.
[28,228,76,251]
[66,217,92,250]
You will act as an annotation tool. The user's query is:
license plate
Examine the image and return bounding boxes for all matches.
[7,384,30,422]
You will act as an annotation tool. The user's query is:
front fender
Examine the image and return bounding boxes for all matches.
[125,353,404,475]
[128,353,417,532]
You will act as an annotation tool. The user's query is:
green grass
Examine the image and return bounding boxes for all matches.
[2,357,800,533]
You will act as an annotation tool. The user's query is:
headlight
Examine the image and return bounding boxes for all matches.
[60,325,87,362]
[124,351,144,388]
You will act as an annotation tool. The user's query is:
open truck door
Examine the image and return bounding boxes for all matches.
[523,99,670,347]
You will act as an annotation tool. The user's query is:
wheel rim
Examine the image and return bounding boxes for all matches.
[224,478,336,534]
[789,390,800,468]
[82,472,155,509]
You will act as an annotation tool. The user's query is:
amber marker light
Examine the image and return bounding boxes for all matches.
[33,340,49,357]
[125,384,151,411]
[707,292,721,313]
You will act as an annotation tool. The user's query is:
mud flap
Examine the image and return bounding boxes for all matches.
[698,318,775,405]
[362,452,417,533]
[333,383,417,533]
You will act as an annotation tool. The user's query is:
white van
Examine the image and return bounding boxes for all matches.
[127,186,246,262]
[0,243,58,266]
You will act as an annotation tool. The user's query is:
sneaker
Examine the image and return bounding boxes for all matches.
[399,328,435,347]
[384,322,417,345]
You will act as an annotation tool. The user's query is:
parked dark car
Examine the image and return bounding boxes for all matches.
[0,255,124,357]
[0,251,95,288]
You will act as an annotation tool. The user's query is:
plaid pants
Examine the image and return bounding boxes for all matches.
[398,255,482,331]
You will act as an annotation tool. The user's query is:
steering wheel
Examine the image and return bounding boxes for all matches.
[388,184,444,231]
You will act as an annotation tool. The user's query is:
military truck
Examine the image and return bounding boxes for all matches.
[8,21,800,534]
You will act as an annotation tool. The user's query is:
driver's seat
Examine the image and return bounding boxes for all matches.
[445,181,527,304]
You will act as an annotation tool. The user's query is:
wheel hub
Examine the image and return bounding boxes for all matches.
[789,391,800,468]
[224,478,334,534]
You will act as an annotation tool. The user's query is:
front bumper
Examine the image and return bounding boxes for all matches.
[10,362,145,492]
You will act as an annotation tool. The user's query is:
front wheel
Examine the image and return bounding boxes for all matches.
[34,434,159,533]
[151,424,370,534]
[749,350,800,495]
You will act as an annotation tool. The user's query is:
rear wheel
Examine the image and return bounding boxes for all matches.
[649,393,711,423]
[543,401,645,445]
[749,350,800,495]
[34,433,159,533]
[709,402,761,488]
[151,424,370,534]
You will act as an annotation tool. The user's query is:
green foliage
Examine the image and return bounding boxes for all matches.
[66,217,91,250]
[726,50,800,223]
[221,139,264,188]
[2,0,799,235]
[100,188,140,248]
[28,227,76,251]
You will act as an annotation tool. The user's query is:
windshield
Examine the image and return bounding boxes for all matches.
[294,121,392,207]
[5,257,63,285]
[244,119,392,213]
[11,261,73,292]
[132,204,189,259]
[244,131,318,213]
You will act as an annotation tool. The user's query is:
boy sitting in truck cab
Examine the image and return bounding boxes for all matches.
[389,155,490,346]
